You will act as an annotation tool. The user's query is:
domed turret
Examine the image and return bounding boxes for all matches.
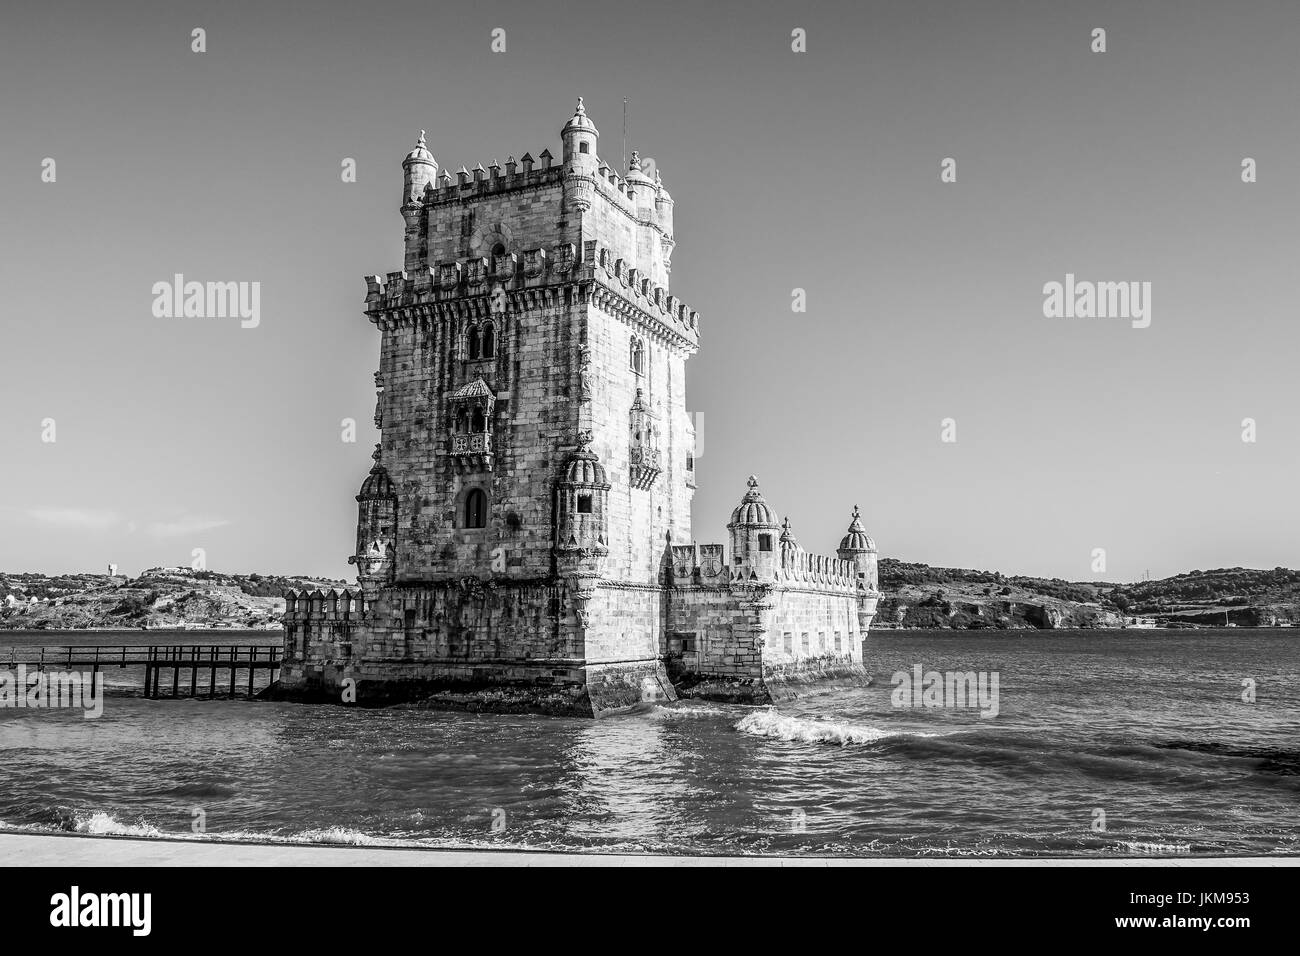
[836,505,878,590]
[728,476,781,582]
[352,445,398,591]
[729,476,780,529]
[554,437,611,575]
[560,97,599,165]
[402,130,437,204]
[563,446,608,487]
[627,149,656,212]
[358,448,396,499]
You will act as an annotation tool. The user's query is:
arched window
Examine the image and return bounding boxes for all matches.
[491,242,506,258]
[471,408,486,433]
[464,489,487,529]
[481,323,495,359]
[467,326,480,360]
[455,409,468,434]
[630,337,644,375]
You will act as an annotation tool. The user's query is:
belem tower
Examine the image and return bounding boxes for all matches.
[276,99,881,716]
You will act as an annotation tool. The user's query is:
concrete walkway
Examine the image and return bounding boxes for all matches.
[1,832,1296,866]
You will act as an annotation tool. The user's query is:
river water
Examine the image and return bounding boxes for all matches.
[1,628,1296,857]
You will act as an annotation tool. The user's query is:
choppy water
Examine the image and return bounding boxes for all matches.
[1,628,1298,857]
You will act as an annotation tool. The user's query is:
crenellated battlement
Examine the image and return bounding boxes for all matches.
[362,239,700,348]
[668,543,864,591]
[415,152,566,206]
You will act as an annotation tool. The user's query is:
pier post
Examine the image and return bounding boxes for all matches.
[209,646,217,698]
[248,647,256,696]
[190,646,198,697]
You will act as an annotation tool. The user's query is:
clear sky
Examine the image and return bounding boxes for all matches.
[2,0,1297,582]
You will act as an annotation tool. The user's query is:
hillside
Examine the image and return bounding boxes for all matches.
[875,560,1300,629]
[0,568,345,630]
[3,562,1298,631]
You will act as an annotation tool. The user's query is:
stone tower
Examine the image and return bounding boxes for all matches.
[281,99,701,714]
[278,99,879,715]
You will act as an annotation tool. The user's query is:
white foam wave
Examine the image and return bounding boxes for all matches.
[74,811,163,837]
[653,704,726,720]
[1118,840,1192,855]
[292,827,381,846]
[735,709,938,746]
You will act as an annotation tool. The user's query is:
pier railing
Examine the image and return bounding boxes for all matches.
[1,644,281,699]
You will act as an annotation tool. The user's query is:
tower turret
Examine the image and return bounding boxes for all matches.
[401,131,436,270]
[626,149,656,213]
[727,476,781,581]
[560,97,599,165]
[654,169,675,273]
[836,505,878,590]
[350,444,398,594]
[554,439,611,576]
[562,97,599,213]
[401,130,437,204]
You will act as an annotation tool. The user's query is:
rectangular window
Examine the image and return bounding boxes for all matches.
[801,632,810,654]
[404,609,417,630]
[783,632,793,654]
[817,631,825,652]
[834,631,842,651]
[577,494,593,514]
[758,534,773,552]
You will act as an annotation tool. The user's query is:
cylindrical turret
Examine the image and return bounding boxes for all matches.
[351,444,398,594]
[626,149,656,214]
[401,130,437,204]
[554,441,611,576]
[560,97,599,167]
[727,476,781,582]
[836,505,879,591]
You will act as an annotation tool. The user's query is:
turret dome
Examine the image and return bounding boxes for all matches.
[837,505,876,553]
[562,446,609,487]
[358,445,396,499]
[729,476,780,528]
[561,97,599,137]
[403,130,435,166]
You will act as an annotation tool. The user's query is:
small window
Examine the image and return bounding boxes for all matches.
[834,631,842,651]
[686,455,694,471]
[758,534,773,552]
[801,633,810,653]
[783,632,793,654]
[629,337,644,375]
[491,242,506,257]
[577,494,593,514]
[481,323,495,359]
[464,489,487,529]
[467,326,480,360]
[578,142,589,154]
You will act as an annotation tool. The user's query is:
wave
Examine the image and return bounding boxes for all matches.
[735,709,941,747]
[291,827,381,846]
[1117,840,1192,855]
[72,811,163,838]
[652,704,729,721]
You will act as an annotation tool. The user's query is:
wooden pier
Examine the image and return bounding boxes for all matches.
[2,645,281,699]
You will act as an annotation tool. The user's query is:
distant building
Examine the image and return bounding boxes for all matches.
[279,100,880,715]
